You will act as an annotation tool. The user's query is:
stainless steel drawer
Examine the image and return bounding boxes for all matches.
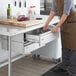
[24,41,39,54]
[26,28,59,46]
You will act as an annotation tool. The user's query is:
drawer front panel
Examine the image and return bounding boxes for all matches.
[24,43,39,54]
[40,33,58,45]
[11,41,24,54]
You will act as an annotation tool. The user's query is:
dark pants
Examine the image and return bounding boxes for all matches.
[59,48,76,75]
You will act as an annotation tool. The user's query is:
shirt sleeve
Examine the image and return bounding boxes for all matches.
[63,0,73,15]
[51,0,57,13]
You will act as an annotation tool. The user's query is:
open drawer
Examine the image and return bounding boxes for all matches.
[26,28,59,46]
[24,41,39,54]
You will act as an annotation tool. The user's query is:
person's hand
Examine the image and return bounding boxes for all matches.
[43,24,48,31]
[51,25,59,33]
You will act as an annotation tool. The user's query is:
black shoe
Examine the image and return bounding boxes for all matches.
[52,67,67,73]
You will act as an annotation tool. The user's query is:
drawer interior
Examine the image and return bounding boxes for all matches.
[24,40,34,46]
[26,28,51,35]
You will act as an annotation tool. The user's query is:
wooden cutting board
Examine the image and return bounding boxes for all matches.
[0,18,47,28]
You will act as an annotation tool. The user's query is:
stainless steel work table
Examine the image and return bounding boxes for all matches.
[0,16,59,76]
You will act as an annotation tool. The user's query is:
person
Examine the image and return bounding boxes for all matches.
[43,0,76,76]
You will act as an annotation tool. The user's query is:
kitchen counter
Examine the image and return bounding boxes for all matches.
[0,15,59,27]
[0,16,59,36]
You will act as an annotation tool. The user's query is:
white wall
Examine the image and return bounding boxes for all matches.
[74,0,76,4]
[0,0,10,19]
[0,0,40,19]
[26,0,40,14]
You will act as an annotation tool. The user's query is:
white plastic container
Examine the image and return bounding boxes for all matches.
[28,6,36,19]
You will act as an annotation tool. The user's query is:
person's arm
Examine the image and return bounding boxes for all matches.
[56,14,68,27]
[52,13,68,32]
[52,0,73,33]
[45,11,55,25]
[43,11,55,30]
[43,0,56,30]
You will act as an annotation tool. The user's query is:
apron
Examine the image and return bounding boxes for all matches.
[55,0,76,50]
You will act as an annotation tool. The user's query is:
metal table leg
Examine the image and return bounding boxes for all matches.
[8,36,12,76]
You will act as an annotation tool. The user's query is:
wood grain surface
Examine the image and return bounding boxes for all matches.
[0,56,56,76]
[0,18,46,27]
